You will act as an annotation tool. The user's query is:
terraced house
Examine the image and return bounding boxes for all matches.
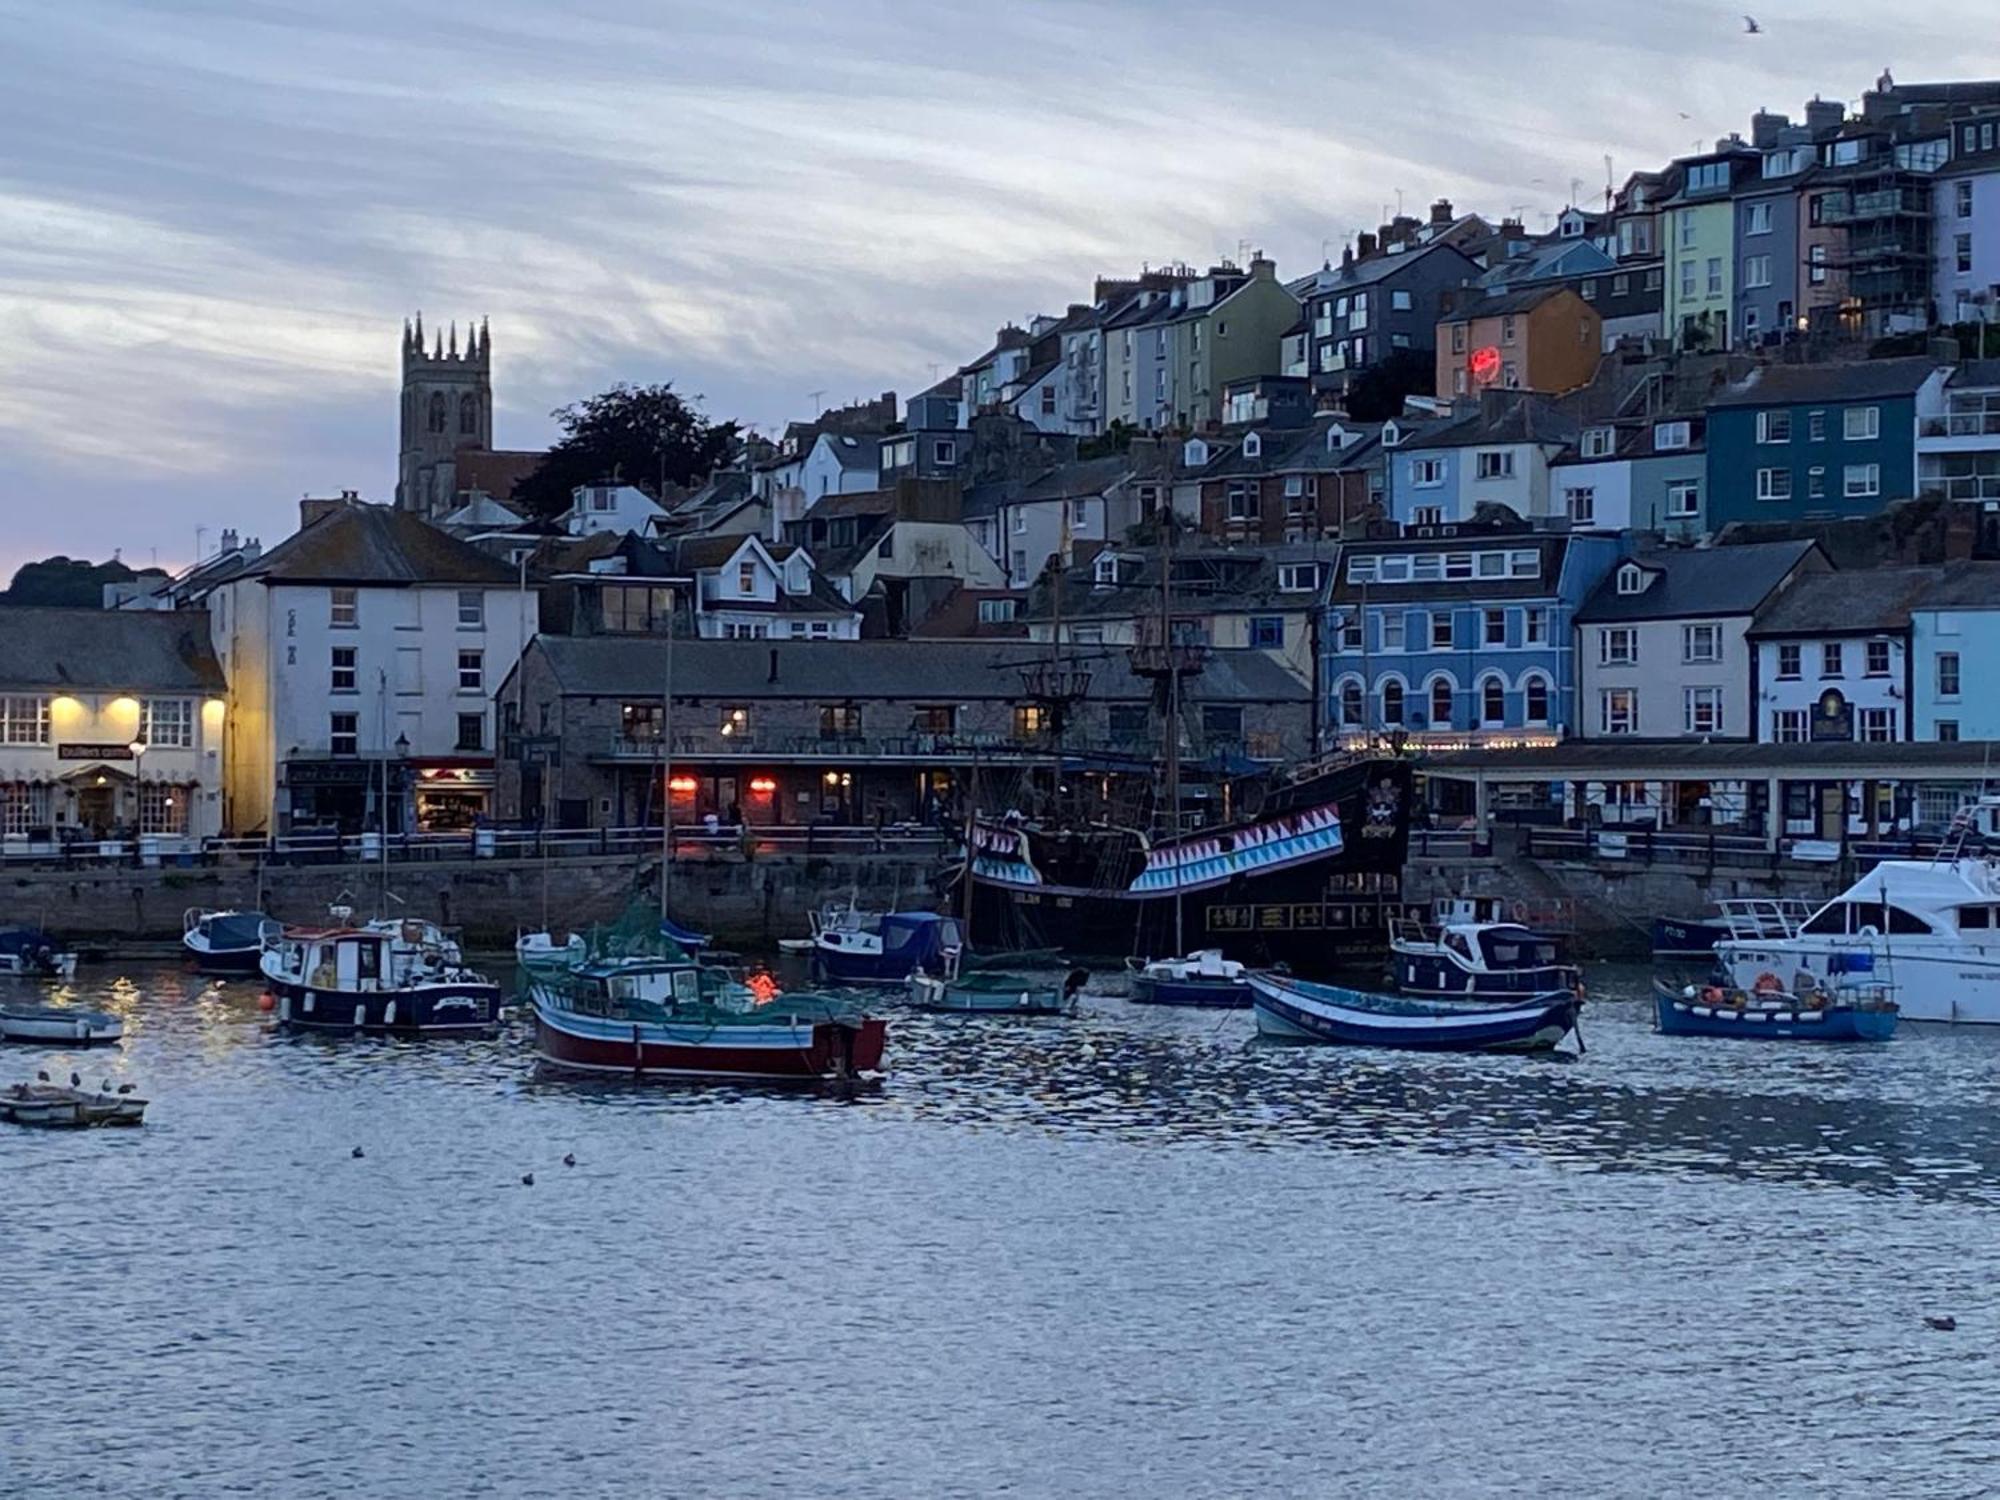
[1324,530,1624,750]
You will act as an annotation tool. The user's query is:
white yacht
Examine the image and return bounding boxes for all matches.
[1716,858,2000,1024]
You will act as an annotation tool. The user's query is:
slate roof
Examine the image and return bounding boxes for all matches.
[1708,357,1945,408]
[1330,533,1569,605]
[247,504,519,586]
[1012,455,1133,504]
[1032,543,1336,622]
[1745,565,1939,636]
[532,637,1307,703]
[0,608,225,692]
[908,587,1032,639]
[1575,540,1820,624]
[453,449,545,501]
[821,434,881,472]
[1440,284,1581,321]
[1398,399,1579,450]
[1289,239,1477,297]
[1903,558,2000,610]
[1951,360,2000,389]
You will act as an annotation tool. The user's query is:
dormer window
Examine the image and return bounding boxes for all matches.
[1381,421,1402,448]
[1654,420,1691,451]
[1243,432,1262,459]
[1093,553,1120,585]
[1326,425,1349,450]
[1183,438,1210,467]
[1615,564,1650,596]
[1580,427,1616,459]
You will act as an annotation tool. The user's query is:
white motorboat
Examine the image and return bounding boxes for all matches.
[516,929,587,969]
[1716,857,2000,1024]
[260,917,499,1036]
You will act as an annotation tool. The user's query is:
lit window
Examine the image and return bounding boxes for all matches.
[139,699,194,749]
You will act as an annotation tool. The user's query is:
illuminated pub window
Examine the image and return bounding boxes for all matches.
[819,704,862,737]
[1013,704,1048,737]
[139,782,187,835]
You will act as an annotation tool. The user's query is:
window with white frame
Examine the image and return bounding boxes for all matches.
[1391,290,1413,311]
[1808,466,1826,499]
[1860,707,1896,743]
[1599,627,1637,665]
[1523,675,1551,723]
[1757,410,1791,443]
[1958,234,1974,274]
[1276,564,1320,593]
[1226,482,1257,521]
[329,712,359,756]
[1600,689,1638,735]
[1484,608,1507,646]
[1381,612,1406,651]
[1654,421,1690,451]
[1480,677,1507,724]
[458,649,483,692]
[1666,481,1700,518]
[1938,651,1961,696]
[1012,510,1026,534]
[1844,464,1881,498]
[1411,458,1445,487]
[1682,624,1721,663]
[330,587,358,628]
[1958,179,1975,218]
[1808,411,1826,440]
[1428,677,1454,727]
[1822,641,1844,678]
[1744,254,1772,288]
[1866,639,1891,676]
[1756,468,1793,501]
[1684,687,1723,734]
[1339,613,1363,651]
[1429,612,1456,650]
[1580,428,1615,458]
[1565,487,1596,525]
[1475,450,1514,480]
[139,698,194,749]
[0,783,49,834]
[1843,405,1880,441]
[1410,506,1445,527]
[139,782,187,836]
[457,590,483,628]
[1771,709,1807,743]
[1777,643,1802,679]
[331,646,357,692]
[1707,257,1723,293]
[1745,202,1773,235]
[1524,607,1549,645]
[0,698,47,745]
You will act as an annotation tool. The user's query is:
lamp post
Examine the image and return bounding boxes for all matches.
[127,739,147,864]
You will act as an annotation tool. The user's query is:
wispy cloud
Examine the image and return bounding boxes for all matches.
[0,0,1989,570]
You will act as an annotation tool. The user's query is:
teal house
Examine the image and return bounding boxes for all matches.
[1908,561,2000,742]
[1705,358,1947,527]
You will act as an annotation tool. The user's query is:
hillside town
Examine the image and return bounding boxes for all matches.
[9,70,2000,862]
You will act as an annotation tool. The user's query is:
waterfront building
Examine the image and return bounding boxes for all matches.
[1288,234,1480,402]
[1435,285,1602,398]
[1917,360,2000,501]
[495,638,1311,830]
[205,498,538,836]
[1908,561,2000,741]
[1577,540,1824,743]
[1746,566,1933,748]
[1325,529,1625,750]
[1385,394,1578,527]
[1661,144,1761,350]
[1937,122,2000,323]
[1704,357,1949,526]
[1193,417,1384,546]
[0,609,226,848]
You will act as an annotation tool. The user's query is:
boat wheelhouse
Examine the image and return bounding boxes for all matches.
[260,920,500,1036]
[812,911,962,986]
[183,908,270,975]
[529,957,886,1081]
[1389,904,1579,1000]
[1715,858,2000,1024]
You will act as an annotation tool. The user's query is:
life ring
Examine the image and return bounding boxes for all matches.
[1701,985,1724,1005]
[1752,971,1784,995]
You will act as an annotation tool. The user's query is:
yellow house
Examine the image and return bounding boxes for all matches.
[1662,147,1758,349]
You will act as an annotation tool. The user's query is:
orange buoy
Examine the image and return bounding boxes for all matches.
[256,992,277,1012]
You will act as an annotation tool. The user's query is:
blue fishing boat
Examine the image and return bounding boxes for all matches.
[1248,972,1582,1053]
[1127,950,1251,1008]
[1651,980,1898,1042]
[812,910,962,986]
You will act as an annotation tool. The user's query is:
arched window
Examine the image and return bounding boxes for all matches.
[427,392,447,434]
[1429,677,1454,728]
[1381,679,1405,727]
[1481,677,1506,725]
[1340,680,1363,727]
[459,393,478,435]
[1524,675,1551,724]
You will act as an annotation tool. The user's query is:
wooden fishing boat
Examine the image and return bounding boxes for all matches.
[1249,972,1582,1053]
[261,919,500,1036]
[1651,980,1898,1042]
[1127,950,1251,1008]
[529,956,886,1082]
[0,1082,147,1127]
[0,1004,123,1045]
[908,966,1086,1015]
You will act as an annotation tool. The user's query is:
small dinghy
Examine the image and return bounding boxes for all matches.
[0,1081,147,1127]
[1128,950,1251,1008]
[1652,979,1898,1042]
[1249,972,1582,1053]
[0,1004,122,1045]
[516,929,588,970]
[909,965,1087,1016]
[0,928,78,979]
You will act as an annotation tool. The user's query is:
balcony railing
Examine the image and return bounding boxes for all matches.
[1923,412,2000,438]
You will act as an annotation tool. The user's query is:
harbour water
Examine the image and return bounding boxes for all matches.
[5,962,2000,1497]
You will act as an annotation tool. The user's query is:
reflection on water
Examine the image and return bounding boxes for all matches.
[2,962,1996,1498]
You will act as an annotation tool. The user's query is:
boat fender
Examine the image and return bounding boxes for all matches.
[1700,985,1724,1005]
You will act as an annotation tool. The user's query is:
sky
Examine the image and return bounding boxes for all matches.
[0,0,1991,576]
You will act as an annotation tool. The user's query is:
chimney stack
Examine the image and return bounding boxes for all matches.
[1430,198,1454,227]
[1356,231,1378,259]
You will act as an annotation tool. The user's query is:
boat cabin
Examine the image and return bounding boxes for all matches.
[1438,924,1564,975]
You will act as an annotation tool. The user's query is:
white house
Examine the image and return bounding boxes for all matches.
[1746,565,1933,745]
[560,483,668,538]
[0,609,228,849]
[204,500,538,835]
[1575,541,1823,742]
[1389,401,1574,527]
[671,534,861,640]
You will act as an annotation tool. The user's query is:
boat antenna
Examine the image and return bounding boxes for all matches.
[660,585,676,923]
[1162,509,1183,957]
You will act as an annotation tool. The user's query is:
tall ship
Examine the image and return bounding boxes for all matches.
[959,752,1413,973]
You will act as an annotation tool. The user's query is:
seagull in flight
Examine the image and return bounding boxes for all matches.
[1743,13,1763,32]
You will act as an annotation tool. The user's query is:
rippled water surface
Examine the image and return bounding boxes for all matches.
[5,962,1999,1498]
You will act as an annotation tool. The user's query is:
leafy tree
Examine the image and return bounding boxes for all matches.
[1341,348,1436,423]
[0,555,165,607]
[515,383,739,520]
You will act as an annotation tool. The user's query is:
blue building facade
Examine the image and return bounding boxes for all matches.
[1322,531,1626,748]
[1705,358,1945,527]
[1908,562,2000,741]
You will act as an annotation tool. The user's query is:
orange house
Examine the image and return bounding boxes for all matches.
[1436,286,1602,398]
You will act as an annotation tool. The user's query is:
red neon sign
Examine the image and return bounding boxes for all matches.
[1468,346,1502,385]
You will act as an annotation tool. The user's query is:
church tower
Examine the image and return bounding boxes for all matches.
[396,314,492,516]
